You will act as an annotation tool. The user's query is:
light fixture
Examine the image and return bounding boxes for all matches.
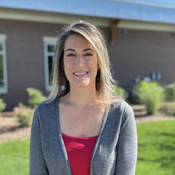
[123,29,128,34]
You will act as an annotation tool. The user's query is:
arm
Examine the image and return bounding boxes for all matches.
[30,109,49,175]
[115,103,137,175]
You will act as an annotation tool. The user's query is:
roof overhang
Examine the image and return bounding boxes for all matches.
[0,7,175,33]
[0,0,175,24]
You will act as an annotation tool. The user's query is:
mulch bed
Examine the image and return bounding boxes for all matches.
[0,107,175,143]
[0,112,31,143]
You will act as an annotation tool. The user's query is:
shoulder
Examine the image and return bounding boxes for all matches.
[110,99,136,134]
[110,98,135,121]
[34,97,60,117]
[111,98,133,113]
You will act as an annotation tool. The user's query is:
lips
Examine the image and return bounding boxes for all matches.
[73,72,88,76]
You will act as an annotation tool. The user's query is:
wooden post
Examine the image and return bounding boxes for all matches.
[110,19,120,45]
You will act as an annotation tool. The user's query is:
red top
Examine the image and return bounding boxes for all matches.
[62,132,98,175]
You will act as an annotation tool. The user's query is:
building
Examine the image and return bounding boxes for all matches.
[0,0,175,110]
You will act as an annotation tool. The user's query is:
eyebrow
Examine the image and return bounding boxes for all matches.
[64,49,75,53]
[83,48,94,52]
[64,48,94,53]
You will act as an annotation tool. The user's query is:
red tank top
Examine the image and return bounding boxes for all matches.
[62,133,98,175]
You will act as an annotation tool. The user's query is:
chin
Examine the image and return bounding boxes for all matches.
[73,83,90,88]
[71,80,94,88]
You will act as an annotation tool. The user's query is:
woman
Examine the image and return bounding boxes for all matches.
[30,21,137,175]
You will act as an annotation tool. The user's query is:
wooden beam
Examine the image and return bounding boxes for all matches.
[110,19,120,45]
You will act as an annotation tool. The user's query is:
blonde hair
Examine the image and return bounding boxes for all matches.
[47,21,115,105]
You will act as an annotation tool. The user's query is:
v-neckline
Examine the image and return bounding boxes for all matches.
[55,96,110,175]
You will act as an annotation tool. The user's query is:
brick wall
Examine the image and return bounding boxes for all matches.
[0,19,63,110]
[0,19,175,110]
[105,28,175,90]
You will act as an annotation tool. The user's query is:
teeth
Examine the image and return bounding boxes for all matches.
[74,72,87,75]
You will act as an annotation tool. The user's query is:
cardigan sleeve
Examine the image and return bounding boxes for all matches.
[30,108,49,175]
[115,103,137,175]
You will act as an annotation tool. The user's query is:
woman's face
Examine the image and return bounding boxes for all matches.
[63,34,98,89]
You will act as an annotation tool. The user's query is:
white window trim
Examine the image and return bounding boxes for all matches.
[43,37,57,91]
[0,34,8,94]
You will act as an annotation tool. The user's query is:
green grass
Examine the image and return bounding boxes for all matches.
[0,139,30,175]
[136,120,175,175]
[0,121,175,175]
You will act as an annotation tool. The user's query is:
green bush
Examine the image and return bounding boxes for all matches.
[172,102,175,116]
[0,98,6,115]
[163,83,175,102]
[134,81,163,115]
[113,84,125,99]
[26,88,47,108]
[13,103,34,127]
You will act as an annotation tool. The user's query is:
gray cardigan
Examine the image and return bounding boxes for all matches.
[30,97,137,175]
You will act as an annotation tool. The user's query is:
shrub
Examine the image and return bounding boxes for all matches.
[172,103,175,116]
[163,83,175,102]
[134,81,163,115]
[0,98,6,115]
[26,88,47,108]
[113,84,125,99]
[159,103,169,114]
[13,103,34,127]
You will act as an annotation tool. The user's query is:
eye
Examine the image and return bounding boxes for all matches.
[67,53,75,57]
[84,53,93,56]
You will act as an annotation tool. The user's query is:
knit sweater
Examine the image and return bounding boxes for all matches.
[30,97,137,175]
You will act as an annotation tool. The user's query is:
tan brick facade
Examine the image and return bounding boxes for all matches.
[0,19,63,109]
[0,19,175,110]
[106,28,175,90]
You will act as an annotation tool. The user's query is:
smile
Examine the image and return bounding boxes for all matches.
[73,72,88,76]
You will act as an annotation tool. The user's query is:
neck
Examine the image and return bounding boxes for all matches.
[63,84,99,108]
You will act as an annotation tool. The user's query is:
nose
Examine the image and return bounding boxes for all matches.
[75,54,85,67]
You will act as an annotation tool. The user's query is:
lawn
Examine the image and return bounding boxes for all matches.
[0,139,30,175]
[0,120,175,175]
[136,120,175,175]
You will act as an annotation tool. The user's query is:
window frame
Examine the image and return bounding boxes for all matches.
[0,34,8,94]
[43,37,57,91]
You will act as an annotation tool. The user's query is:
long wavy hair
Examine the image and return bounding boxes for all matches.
[46,21,115,105]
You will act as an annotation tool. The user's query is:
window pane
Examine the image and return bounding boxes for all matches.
[0,55,4,88]
[48,56,53,85]
[47,45,55,52]
[0,43,2,51]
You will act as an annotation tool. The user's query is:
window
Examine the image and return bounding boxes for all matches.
[43,37,57,91]
[0,34,7,94]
